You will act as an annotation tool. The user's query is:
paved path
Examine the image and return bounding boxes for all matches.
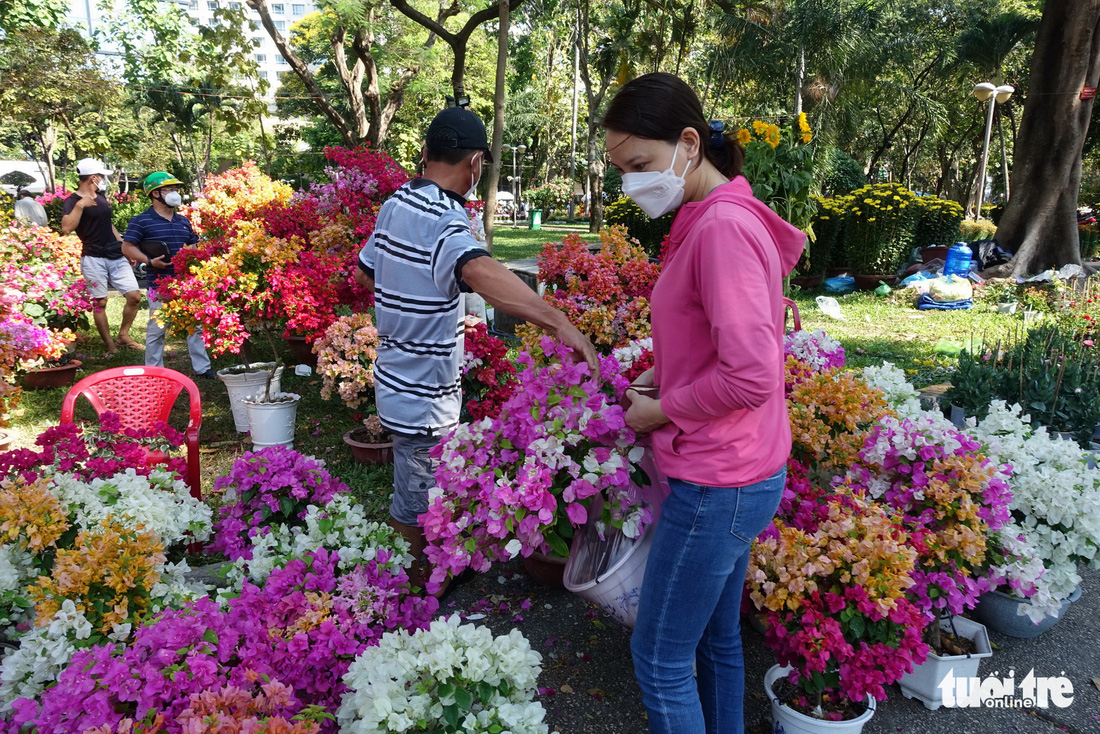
[442,563,1100,734]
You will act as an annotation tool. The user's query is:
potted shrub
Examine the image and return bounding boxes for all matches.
[967,401,1100,636]
[841,182,920,282]
[421,339,652,595]
[749,486,927,731]
[913,196,964,262]
[984,281,1018,314]
[343,413,394,465]
[840,414,1012,710]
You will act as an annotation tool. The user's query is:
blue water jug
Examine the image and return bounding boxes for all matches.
[943,242,973,278]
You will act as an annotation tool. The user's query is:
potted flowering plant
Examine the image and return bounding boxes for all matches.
[461,319,517,421]
[421,338,651,594]
[786,368,894,483]
[966,401,1100,635]
[784,329,846,393]
[517,226,659,353]
[737,115,816,231]
[749,486,927,729]
[841,182,920,280]
[840,414,1011,709]
[210,446,351,561]
[315,312,379,410]
[337,615,548,734]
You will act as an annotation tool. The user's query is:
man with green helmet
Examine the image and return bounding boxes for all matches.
[121,172,214,378]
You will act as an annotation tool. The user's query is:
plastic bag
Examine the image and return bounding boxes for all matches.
[929,275,973,303]
[823,275,856,294]
[815,295,846,320]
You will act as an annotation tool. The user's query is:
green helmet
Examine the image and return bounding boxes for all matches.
[143,171,183,197]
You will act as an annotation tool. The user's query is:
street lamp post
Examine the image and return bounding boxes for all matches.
[502,144,526,227]
[972,82,1014,220]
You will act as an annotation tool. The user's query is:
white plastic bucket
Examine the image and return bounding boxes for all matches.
[243,392,300,449]
[564,514,655,628]
[765,665,876,734]
[218,363,284,432]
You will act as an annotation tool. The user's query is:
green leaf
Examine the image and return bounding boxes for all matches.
[241,488,255,503]
[437,682,454,699]
[442,704,459,729]
[545,531,569,558]
[454,686,473,712]
[279,496,295,517]
[203,629,219,646]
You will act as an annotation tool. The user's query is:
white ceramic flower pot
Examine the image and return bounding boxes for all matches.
[243,392,300,449]
[897,616,992,711]
[972,585,1082,638]
[764,665,876,734]
[218,362,284,432]
[995,302,1017,314]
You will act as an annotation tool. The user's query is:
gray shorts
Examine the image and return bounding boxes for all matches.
[81,256,139,299]
[390,432,443,526]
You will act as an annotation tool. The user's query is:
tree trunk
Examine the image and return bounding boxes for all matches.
[587,120,605,232]
[247,0,359,145]
[483,0,509,252]
[389,0,526,106]
[999,0,1100,275]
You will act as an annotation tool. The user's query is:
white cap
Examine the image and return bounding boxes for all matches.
[75,158,112,177]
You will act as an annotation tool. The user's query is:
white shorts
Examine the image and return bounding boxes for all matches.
[81,256,139,299]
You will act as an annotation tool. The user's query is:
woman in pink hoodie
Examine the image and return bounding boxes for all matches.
[603,73,806,734]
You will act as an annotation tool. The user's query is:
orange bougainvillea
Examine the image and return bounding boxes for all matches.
[787,369,894,480]
[0,475,70,552]
[30,518,166,633]
[518,225,660,354]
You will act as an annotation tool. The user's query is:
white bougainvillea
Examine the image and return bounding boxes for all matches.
[966,401,1100,607]
[337,615,547,734]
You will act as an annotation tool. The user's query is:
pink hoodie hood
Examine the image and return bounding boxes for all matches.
[665,176,806,275]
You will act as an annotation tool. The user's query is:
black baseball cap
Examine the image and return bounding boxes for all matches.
[426,107,493,162]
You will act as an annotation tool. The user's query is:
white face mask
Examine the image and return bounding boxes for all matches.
[163,191,183,208]
[620,142,692,219]
[465,152,483,200]
[96,176,108,193]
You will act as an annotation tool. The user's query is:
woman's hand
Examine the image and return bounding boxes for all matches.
[624,389,670,434]
[631,367,655,388]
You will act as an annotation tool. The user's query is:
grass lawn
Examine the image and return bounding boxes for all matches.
[490,224,598,261]
[788,287,1023,387]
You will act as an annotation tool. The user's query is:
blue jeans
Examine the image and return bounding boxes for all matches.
[631,468,786,734]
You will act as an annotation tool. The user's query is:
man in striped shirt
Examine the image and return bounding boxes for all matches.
[121,172,214,379]
[354,106,597,592]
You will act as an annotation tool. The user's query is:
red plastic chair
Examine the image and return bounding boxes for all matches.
[60,366,202,500]
[783,297,802,333]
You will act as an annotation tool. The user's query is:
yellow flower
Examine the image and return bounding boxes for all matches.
[801,131,813,143]
[737,128,751,146]
[868,217,877,222]
[798,112,811,133]
[752,120,769,137]
[765,125,781,148]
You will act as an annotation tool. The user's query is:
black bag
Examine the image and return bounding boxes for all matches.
[99,239,124,260]
[139,239,170,262]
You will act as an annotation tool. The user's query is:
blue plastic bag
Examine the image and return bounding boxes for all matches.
[823,275,856,294]
[917,294,973,311]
